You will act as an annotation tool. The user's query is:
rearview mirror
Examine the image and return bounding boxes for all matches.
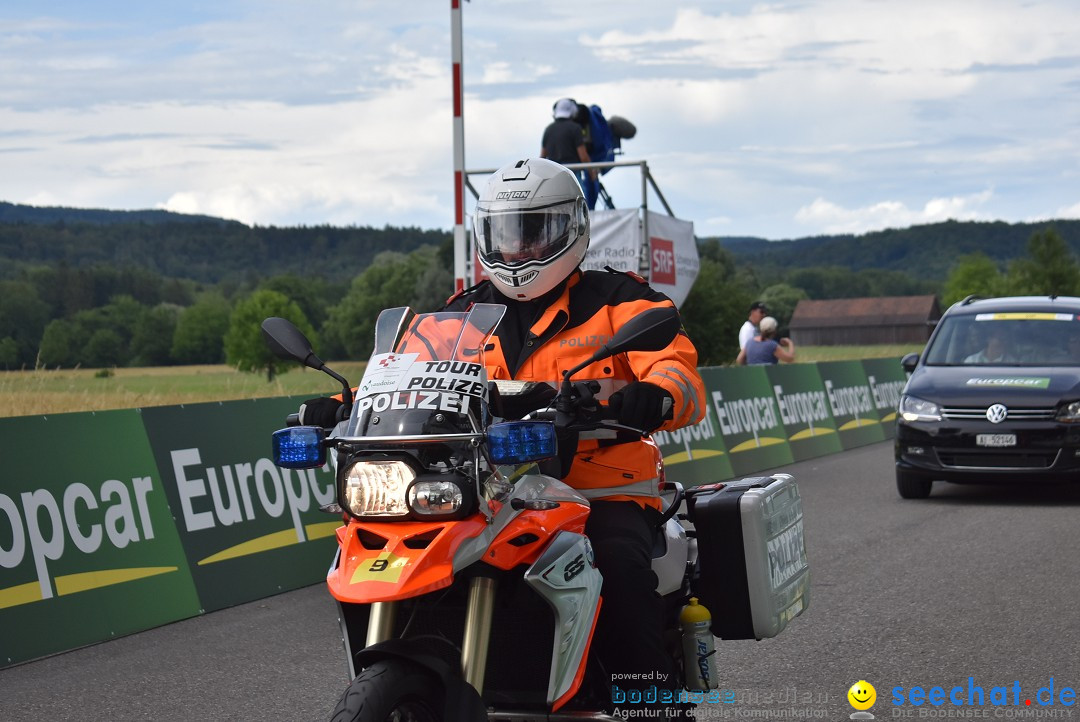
[561,307,683,386]
[901,352,919,374]
[262,317,322,370]
[604,307,683,356]
[261,316,354,409]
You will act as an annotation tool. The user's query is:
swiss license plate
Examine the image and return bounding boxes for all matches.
[976,433,1017,447]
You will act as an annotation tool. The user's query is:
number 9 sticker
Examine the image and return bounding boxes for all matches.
[350,551,410,584]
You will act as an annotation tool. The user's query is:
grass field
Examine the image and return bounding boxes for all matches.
[795,343,921,362]
[0,362,367,419]
[0,345,919,419]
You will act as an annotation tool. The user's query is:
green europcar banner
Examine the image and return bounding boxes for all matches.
[703,366,795,477]
[764,364,843,461]
[652,389,734,487]
[860,357,908,439]
[140,398,340,613]
[0,410,201,667]
[816,361,888,449]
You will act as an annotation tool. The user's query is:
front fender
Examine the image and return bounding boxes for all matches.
[353,639,487,722]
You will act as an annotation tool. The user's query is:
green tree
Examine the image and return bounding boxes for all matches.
[132,304,181,366]
[95,295,145,350]
[680,257,752,366]
[786,266,874,299]
[83,328,126,368]
[0,337,18,369]
[224,289,315,381]
[322,247,445,360]
[1007,227,1080,296]
[942,253,1008,305]
[411,248,455,313]
[260,274,342,330]
[172,293,231,364]
[857,268,939,297]
[0,280,50,367]
[758,283,809,333]
[38,319,80,368]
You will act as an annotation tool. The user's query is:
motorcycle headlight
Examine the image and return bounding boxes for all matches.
[1057,401,1080,422]
[899,394,942,422]
[408,479,465,516]
[342,460,416,518]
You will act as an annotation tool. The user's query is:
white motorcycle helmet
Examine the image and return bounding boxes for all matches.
[474,158,590,300]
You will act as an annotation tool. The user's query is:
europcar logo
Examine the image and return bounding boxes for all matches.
[0,474,168,608]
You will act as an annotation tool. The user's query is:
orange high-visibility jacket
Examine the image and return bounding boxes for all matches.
[444,269,706,508]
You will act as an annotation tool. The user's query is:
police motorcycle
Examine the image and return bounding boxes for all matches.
[263,303,810,722]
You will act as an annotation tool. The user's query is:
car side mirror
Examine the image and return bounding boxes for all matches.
[901,352,920,374]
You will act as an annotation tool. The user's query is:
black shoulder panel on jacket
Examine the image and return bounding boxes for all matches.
[564,270,672,331]
[442,280,497,311]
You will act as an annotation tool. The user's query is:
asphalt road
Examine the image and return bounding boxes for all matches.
[3,440,1080,721]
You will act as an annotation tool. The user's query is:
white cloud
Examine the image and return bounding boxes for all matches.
[1058,201,1080,219]
[795,190,995,235]
[478,61,555,85]
[1,1,1079,241]
[583,1,1080,74]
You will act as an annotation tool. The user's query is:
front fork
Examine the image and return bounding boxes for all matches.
[364,575,497,695]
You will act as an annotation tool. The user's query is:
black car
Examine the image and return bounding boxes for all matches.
[895,295,1080,498]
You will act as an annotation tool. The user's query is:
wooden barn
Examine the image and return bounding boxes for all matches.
[788,295,941,346]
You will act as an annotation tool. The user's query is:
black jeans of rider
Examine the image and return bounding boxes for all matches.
[585,501,691,720]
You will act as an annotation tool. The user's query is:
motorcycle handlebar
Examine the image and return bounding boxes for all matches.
[523,403,667,437]
[286,413,300,427]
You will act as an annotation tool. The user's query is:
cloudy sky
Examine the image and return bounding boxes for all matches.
[2,0,1079,240]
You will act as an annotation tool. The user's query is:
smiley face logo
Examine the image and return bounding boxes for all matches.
[847,680,877,711]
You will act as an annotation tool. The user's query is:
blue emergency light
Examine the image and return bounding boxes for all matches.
[487,421,557,465]
[272,426,327,469]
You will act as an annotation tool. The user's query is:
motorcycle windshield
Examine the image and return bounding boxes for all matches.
[342,304,505,438]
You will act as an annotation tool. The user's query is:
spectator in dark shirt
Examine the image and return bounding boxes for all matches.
[541,98,597,184]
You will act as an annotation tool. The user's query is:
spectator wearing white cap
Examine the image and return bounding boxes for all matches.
[736,316,796,365]
[540,98,597,183]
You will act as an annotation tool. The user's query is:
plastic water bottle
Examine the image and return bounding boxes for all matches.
[679,597,718,691]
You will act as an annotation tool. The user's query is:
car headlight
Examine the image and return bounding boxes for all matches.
[343,460,416,517]
[1057,401,1080,423]
[899,394,942,422]
[408,480,465,515]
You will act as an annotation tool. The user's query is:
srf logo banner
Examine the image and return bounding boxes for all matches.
[650,237,677,285]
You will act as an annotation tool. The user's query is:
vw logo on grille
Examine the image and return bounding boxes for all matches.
[986,404,1009,423]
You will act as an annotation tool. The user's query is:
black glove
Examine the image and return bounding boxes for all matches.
[298,397,345,428]
[493,382,557,420]
[607,382,672,432]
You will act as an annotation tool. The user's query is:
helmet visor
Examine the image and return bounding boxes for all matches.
[476,200,577,268]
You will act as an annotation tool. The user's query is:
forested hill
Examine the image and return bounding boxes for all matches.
[0,201,242,227]
[0,202,451,284]
[716,219,1080,279]
[3,201,1078,284]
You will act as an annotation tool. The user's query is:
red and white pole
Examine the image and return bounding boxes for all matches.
[450,0,466,293]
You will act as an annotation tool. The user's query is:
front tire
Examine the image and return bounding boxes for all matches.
[330,659,443,722]
[896,469,933,499]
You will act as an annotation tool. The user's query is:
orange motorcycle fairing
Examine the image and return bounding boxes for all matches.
[483,501,590,571]
[327,515,489,603]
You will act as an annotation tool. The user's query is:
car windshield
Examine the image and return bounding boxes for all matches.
[923,312,1080,366]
